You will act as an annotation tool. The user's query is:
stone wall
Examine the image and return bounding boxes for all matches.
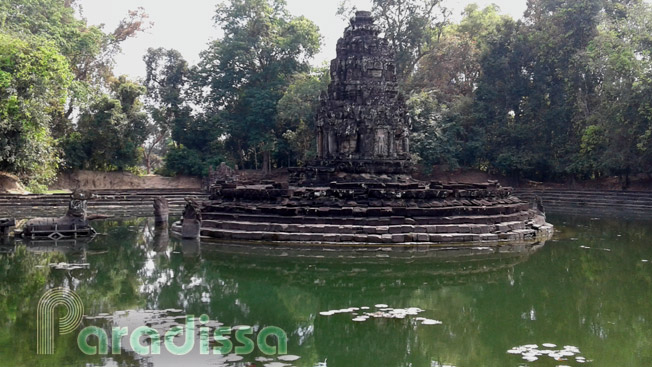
[515,188,652,219]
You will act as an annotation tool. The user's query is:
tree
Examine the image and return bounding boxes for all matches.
[276,68,329,166]
[193,0,321,173]
[406,5,510,171]
[580,1,652,184]
[470,0,609,181]
[0,0,150,133]
[63,76,148,171]
[143,48,191,174]
[0,34,72,191]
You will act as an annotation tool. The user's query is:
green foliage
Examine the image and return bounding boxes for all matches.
[0,33,71,188]
[405,5,506,172]
[276,68,329,165]
[61,76,148,171]
[191,0,321,170]
[580,2,652,179]
[164,144,225,176]
[143,47,191,164]
[0,0,149,134]
[408,91,462,170]
[466,0,609,180]
[0,0,150,187]
[4,0,652,185]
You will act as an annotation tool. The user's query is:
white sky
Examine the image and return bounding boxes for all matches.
[77,0,528,80]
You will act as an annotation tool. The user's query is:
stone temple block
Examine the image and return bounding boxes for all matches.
[186,11,554,248]
[303,11,412,180]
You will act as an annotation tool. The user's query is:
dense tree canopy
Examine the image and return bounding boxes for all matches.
[276,68,330,166]
[62,76,148,171]
[0,34,72,190]
[188,0,321,172]
[0,0,149,190]
[3,0,652,189]
[402,0,652,186]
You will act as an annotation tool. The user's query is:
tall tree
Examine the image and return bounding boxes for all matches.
[0,0,149,133]
[143,48,192,174]
[276,68,329,166]
[580,1,652,184]
[63,76,148,171]
[406,5,510,171]
[193,0,321,172]
[0,34,72,191]
[472,0,608,180]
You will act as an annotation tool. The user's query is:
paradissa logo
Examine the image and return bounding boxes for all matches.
[37,288,288,356]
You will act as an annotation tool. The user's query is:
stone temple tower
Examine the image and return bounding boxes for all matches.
[199,10,553,248]
[310,10,412,179]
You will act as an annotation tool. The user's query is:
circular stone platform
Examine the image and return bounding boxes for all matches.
[171,12,553,249]
[172,180,553,248]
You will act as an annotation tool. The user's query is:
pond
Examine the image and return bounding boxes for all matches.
[0,214,651,367]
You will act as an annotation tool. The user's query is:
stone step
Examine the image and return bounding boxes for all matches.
[515,189,652,218]
[517,191,652,197]
[517,197,652,209]
[517,194,652,204]
[201,219,500,235]
[192,226,542,245]
[200,210,535,226]
[202,202,532,218]
[0,190,208,218]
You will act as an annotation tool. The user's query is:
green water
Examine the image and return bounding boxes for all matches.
[1,215,651,367]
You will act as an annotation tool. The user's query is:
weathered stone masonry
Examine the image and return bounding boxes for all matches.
[182,11,554,247]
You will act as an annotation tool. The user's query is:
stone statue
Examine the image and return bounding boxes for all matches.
[181,196,202,239]
[209,162,236,186]
[20,190,97,238]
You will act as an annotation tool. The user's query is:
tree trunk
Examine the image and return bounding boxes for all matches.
[143,150,151,175]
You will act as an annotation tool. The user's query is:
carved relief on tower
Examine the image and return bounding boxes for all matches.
[374,128,389,157]
[314,10,411,170]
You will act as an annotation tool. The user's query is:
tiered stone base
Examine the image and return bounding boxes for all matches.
[289,159,413,184]
[173,180,553,248]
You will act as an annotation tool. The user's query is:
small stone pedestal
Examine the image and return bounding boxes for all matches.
[153,197,169,225]
[182,219,201,239]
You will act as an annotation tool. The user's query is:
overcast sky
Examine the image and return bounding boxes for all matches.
[77,0,528,80]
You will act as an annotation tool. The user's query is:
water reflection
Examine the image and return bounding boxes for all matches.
[0,216,651,366]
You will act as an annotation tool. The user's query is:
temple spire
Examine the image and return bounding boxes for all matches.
[315,10,411,173]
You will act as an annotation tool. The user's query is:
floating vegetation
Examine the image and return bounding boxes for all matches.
[264,362,289,367]
[223,354,243,362]
[507,344,591,364]
[319,305,442,326]
[277,355,301,361]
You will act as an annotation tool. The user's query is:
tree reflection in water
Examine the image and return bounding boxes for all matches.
[0,215,651,366]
